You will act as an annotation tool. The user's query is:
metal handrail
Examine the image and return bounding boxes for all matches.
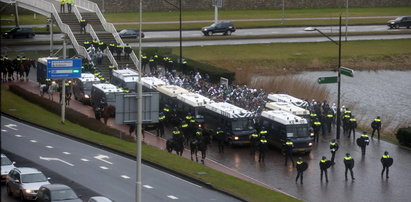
[74,0,139,68]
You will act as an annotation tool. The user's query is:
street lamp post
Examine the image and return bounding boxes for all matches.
[304,15,343,140]
[164,0,183,69]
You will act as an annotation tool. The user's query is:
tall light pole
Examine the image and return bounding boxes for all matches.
[136,1,143,202]
[304,15,343,140]
[164,0,182,69]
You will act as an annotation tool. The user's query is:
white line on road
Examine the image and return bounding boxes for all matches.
[100,166,108,170]
[156,169,202,188]
[4,124,18,130]
[2,129,7,132]
[15,135,22,137]
[30,140,37,143]
[46,146,53,148]
[167,195,178,199]
[81,158,89,162]
[39,156,74,166]
[94,154,113,164]
[143,185,153,189]
[121,175,130,179]
[63,152,71,155]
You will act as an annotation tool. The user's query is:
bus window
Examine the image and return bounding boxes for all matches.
[286,125,309,137]
[232,119,254,131]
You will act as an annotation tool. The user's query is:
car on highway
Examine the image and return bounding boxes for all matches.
[88,196,113,202]
[201,21,236,36]
[6,167,51,200]
[37,184,82,202]
[2,27,35,38]
[387,16,411,29]
[1,153,16,182]
[118,29,145,38]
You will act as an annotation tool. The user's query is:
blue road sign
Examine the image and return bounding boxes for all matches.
[47,59,82,79]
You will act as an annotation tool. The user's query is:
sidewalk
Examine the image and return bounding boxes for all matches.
[4,80,283,194]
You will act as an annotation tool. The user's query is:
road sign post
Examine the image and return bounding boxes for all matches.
[318,76,338,84]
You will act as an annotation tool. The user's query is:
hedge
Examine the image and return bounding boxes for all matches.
[396,127,411,147]
[8,85,135,142]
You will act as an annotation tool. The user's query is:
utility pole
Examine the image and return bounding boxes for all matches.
[61,34,67,123]
[48,17,53,56]
[14,1,19,27]
[136,1,143,202]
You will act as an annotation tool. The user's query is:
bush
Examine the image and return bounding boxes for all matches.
[396,127,411,147]
[8,85,135,142]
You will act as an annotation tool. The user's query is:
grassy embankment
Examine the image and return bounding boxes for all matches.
[0,86,300,202]
[1,7,411,31]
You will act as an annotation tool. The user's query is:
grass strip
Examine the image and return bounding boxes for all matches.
[1,86,300,202]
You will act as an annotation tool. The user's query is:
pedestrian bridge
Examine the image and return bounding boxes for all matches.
[0,0,139,79]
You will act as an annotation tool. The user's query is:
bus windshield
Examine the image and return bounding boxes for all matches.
[231,119,254,131]
[285,125,309,138]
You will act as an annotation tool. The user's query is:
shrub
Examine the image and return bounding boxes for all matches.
[396,127,411,147]
[8,85,134,142]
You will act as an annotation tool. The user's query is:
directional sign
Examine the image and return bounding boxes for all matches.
[47,59,82,79]
[318,76,338,84]
[340,66,354,77]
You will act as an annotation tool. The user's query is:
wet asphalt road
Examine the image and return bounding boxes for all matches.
[155,125,411,202]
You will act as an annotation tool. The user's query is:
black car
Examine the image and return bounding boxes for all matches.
[118,29,145,38]
[201,21,236,36]
[2,27,35,38]
[387,16,411,29]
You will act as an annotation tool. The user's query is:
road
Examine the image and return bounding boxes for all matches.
[1,116,241,202]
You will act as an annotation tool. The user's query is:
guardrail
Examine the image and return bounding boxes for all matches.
[74,0,139,69]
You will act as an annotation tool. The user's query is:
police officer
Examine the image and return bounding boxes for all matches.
[124,44,132,59]
[195,128,203,141]
[157,112,165,137]
[108,42,116,53]
[66,0,73,13]
[141,54,148,72]
[249,131,260,155]
[295,157,307,184]
[215,127,226,153]
[99,41,107,51]
[149,57,156,73]
[344,153,355,180]
[172,127,182,141]
[357,131,370,155]
[381,151,393,178]
[258,136,268,163]
[283,139,294,166]
[83,40,91,49]
[371,116,382,140]
[342,110,351,134]
[348,115,357,139]
[329,139,339,165]
[319,156,330,182]
[259,127,268,138]
[60,0,65,13]
[116,43,123,60]
[325,110,334,134]
[179,120,190,145]
[312,118,321,142]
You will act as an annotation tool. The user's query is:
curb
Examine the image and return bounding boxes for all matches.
[1,112,248,202]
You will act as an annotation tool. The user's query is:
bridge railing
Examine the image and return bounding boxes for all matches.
[74,0,139,69]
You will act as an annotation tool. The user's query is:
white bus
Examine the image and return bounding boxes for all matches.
[267,94,308,108]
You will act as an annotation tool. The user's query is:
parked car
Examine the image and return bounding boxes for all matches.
[37,184,82,202]
[1,153,16,182]
[118,29,145,38]
[387,16,411,29]
[2,27,35,38]
[201,21,236,36]
[88,196,113,202]
[6,167,50,200]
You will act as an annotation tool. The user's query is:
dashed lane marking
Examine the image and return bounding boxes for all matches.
[2,129,7,132]
[167,195,178,200]
[15,135,22,137]
[30,140,37,143]
[100,166,108,170]
[143,185,153,189]
[81,158,89,162]
[63,152,71,155]
[46,146,53,149]
[121,175,130,179]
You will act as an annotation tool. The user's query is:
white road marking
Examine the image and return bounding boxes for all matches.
[167,195,178,200]
[39,156,74,166]
[46,146,53,148]
[81,158,89,162]
[156,169,202,188]
[100,166,108,170]
[143,185,153,189]
[2,129,7,132]
[121,175,130,179]
[63,152,71,155]
[15,135,22,137]
[94,154,113,164]
[30,140,37,143]
[4,124,18,130]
